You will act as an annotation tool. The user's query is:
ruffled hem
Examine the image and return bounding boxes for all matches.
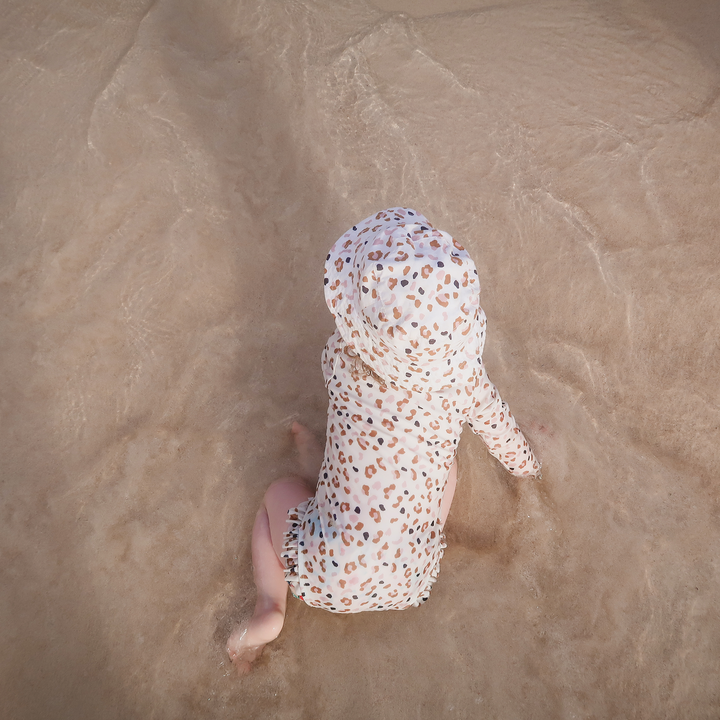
[411,532,447,607]
[280,498,310,600]
[280,502,446,610]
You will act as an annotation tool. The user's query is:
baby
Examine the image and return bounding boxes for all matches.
[227,207,539,673]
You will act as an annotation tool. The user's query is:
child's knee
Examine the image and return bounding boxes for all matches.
[264,476,312,509]
[266,475,309,495]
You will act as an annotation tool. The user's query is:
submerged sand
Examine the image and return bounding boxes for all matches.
[2,0,719,717]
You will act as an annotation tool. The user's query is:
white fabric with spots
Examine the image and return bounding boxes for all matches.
[282,208,539,613]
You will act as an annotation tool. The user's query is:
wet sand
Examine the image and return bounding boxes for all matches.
[2,0,719,717]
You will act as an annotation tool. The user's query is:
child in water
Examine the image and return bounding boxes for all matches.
[227,207,540,674]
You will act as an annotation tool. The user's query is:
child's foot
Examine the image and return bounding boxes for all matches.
[291,421,323,483]
[226,605,285,675]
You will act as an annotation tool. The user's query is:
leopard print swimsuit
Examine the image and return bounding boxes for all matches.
[282,208,539,613]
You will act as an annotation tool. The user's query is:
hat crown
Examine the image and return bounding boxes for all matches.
[356,227,480,363]
[324,208,484,392]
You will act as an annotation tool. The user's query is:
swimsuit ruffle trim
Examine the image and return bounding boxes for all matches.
[411,532,447,607]
[280,501,446,609]
[280,499,310,600]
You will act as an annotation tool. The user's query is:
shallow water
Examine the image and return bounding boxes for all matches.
[2,0,719,718]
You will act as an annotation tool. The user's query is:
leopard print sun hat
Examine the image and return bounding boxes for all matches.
[324,207,487,393]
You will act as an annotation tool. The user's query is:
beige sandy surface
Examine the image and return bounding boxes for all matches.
[2,0,719,717]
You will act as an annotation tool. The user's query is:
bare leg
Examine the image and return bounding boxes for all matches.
[227,477,313,674]
[227,503,289,675]
[440,460,458,528]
